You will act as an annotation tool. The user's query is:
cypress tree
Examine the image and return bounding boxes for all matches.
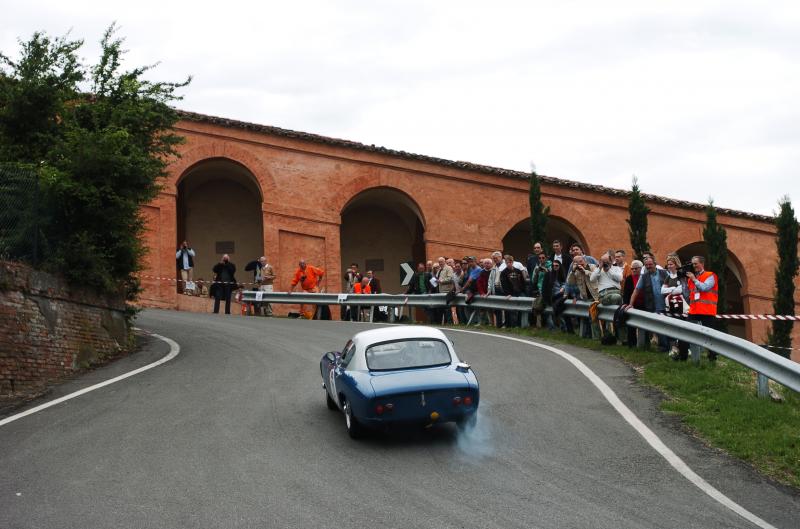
[768,197,799,357]
[627,176,651,260]
[703,200,728,329]
[528,170,549,248]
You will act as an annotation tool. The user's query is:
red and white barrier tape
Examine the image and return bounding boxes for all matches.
[653,312,797,351]
[139,275,261,287]
[716,314,798,321]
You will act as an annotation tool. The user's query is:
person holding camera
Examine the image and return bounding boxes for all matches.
[676,255,719,361]
[289,259,325,319]
[175,241,196,294]
[212,254,237,314]
[566,255,600,338]
[591,252,623,305]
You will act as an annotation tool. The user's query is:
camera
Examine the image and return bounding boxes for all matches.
[676,263,693,278]
[300,275,307,283]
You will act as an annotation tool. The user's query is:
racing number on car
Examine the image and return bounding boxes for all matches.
[328,366,338,404]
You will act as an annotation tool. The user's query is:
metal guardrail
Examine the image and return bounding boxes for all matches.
[241,291,800,396]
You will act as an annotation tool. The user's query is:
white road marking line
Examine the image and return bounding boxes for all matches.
[0,330,180,428]
[447,328,778,529]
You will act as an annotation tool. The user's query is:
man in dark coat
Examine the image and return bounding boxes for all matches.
[212,254,237,314]
[406,262,434,323]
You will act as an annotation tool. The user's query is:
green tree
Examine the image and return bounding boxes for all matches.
[768,197,799,357]
[0,25,190,298]
[528,170,549,249]
[627,176,651,260]
[0,32,84,162]
[703,200,728,329]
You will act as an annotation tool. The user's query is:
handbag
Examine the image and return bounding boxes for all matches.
[445,289,457,305]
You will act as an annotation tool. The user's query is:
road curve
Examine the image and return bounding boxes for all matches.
[1,309,797,529]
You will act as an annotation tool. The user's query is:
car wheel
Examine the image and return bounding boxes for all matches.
[343,399,363,439]
[457,413,478,431]
[326,389,338,410]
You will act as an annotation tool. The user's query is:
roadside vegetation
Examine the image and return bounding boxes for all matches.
[0,25,189,301]
[472,324,800,489]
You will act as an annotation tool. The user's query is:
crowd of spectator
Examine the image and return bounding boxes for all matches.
[176,238,720,361]
[399,240,720,362]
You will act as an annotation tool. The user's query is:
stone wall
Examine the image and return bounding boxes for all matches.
[0,261,129,396]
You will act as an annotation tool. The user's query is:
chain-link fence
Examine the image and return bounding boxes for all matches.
[0,163,41,266]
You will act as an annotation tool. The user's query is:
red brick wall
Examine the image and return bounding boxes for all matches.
[138,118,800,361]
[0,261,129,396]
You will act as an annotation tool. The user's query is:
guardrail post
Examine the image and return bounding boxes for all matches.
[636,328,647,348]
[756,373,769,398]
[520,309,529,328]
[690,344,701,365]
[389,307,396,323]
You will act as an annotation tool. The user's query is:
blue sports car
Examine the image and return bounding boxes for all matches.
[320,326,479,438]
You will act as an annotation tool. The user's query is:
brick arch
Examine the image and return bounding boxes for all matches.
[673,240,749,293]
[491,202,590,253]
[331,174,429,227]
[168,141,277,201]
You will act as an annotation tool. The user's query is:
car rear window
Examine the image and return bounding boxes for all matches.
[365,339,451,371]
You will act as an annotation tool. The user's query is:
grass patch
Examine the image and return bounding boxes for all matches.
[458,323,800,489]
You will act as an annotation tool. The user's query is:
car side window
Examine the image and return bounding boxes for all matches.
[340,341,356,368]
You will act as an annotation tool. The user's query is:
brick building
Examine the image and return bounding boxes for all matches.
[139,111,800,358]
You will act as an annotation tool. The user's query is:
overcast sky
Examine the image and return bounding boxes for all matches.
[3,1,798,216]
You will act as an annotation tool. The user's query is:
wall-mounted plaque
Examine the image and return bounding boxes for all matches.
[215,241,235,254]
[365,258,384,272]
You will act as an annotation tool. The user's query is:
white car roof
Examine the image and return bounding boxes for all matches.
[352,325,449,348]
[346,326,456,371]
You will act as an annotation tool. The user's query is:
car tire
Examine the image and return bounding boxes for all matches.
[457,413,478,430]
[326,390,338,410]
[343,399,363,439]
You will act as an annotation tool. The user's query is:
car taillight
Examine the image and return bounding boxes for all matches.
[376,403,394,415]
[452,396,462,406]
[463,396,473,406]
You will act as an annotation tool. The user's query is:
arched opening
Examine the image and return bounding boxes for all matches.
[340,188,425,294]
[501,216,589,262]
[176,158,263,287]
[675,242,746,338]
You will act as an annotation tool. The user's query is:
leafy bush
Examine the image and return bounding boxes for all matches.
[0,25,189,298]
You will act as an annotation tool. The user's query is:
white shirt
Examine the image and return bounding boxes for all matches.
[497,261,525,272]
[590,265,623,291]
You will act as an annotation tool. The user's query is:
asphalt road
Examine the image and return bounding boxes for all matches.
[1,309,798,529]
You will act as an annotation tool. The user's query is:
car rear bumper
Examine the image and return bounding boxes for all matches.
[359,408,477,429]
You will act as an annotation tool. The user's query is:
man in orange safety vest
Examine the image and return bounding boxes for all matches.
[676,255,719,361]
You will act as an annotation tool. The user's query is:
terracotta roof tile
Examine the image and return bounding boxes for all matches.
[177,109,774,223]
